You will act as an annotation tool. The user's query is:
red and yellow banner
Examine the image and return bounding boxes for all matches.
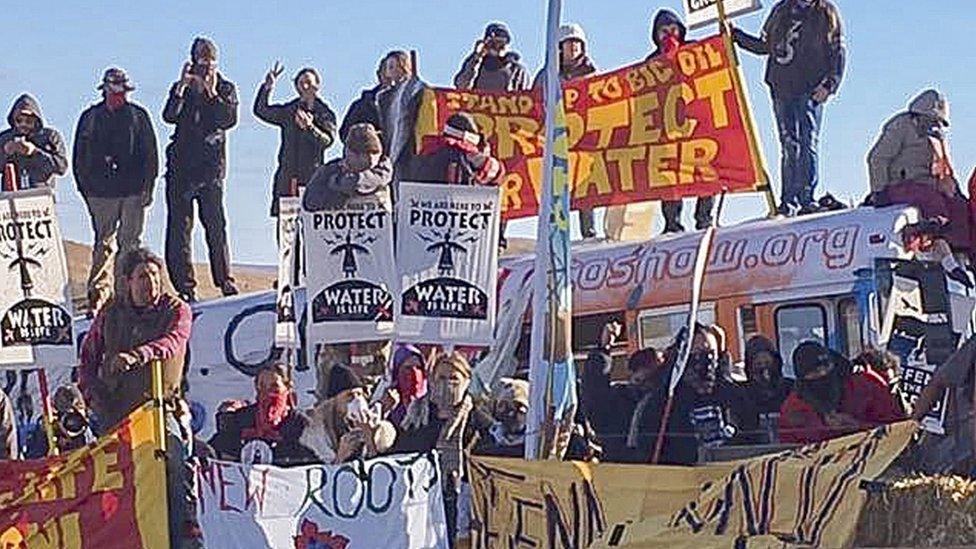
[416,34,767,220]
[0,403,168,548]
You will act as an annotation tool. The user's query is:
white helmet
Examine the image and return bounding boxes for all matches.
[558,23,587,47]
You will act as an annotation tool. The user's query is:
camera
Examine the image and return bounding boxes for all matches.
[58,409,89,439]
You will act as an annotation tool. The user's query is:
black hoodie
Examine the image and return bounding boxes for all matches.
[0,94,68,189]
[647,9,688,60]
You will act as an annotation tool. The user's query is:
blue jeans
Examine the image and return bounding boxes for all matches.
[773,94,823,211]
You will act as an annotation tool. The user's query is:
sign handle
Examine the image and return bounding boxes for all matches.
[36,369,59,457]
[151,360,167,457]
[716,0,779,216]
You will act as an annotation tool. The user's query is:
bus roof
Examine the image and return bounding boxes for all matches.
[500,206,919,315]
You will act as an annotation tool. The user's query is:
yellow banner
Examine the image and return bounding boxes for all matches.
[0,403,169,549]
[470,421,915,548]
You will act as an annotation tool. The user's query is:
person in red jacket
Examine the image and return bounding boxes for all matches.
[779,341,903,444]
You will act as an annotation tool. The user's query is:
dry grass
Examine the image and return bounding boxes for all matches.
[63,240,275,313]
[855,475,976,548]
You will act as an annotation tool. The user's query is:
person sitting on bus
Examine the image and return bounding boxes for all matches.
[853,347,910,414]
[779,341,903,444]
[627,324,755,465]
[868,90,973,258]
[741,336,792,442]
[209,363,317,466]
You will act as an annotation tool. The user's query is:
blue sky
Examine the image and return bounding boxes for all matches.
[2,0,974,265]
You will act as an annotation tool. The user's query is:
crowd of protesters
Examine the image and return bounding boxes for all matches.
[5,0,976,547]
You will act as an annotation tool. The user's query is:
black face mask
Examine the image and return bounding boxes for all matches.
[798,374,844,414]
[687,350,718,394]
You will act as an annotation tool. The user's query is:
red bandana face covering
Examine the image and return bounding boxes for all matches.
[106,92,127,111]
[661,34,682,58]
[253,389,291,439]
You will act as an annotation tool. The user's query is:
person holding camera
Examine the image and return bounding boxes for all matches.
[162,36,239,302]
[454,22,529,93]
[0,94,67,190]
[254,63,337,217]
[74,68,159,314]
[24,385,94,458]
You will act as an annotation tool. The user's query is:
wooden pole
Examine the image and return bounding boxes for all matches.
[36,369,59,457]
[717,0,778,216]
[151,360,167,456]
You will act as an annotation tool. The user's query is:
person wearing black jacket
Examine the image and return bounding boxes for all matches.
[630,325,756,465]
[645,10,717,234]
[208,363,317,466]
[74,68,159,312]
[162,37,239,302]
[254,63,336,217]
[339,51,412,144]
[733,0,845,216]
[0,94,68,190]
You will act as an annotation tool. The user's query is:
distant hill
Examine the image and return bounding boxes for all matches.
[64,236,533,313]
[63,240,276,313]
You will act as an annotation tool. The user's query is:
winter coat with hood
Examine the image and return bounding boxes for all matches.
[253,83,337,216]
[162,74,238,185]
[454,51,530,92]
[646,9,688,60]
[73,99,158,199]
[0,95,68,189]
[301,156,393,212]
[779,372,904,444]
[868,90,953,193]
[531,24,598,89]
[734,0,845,99]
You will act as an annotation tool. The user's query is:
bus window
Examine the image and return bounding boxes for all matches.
[837,298,863,359]
[573,312,627,352]
[639,304,716,351]
[776,304,828,378]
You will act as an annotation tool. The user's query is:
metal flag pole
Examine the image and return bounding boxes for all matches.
[526,0,574,460]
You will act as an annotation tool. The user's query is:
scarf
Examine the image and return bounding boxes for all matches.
[488,421,525,447]
[105,92,127,112]
[243,390,291,441]
[435,395,472,494]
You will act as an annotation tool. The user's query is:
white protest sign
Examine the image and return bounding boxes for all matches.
[396,182,500,346]
[303,196,396,344]
[683,0,762,29]
[196,453,448,548]
[0,189,74,368]
[275,196,302,348]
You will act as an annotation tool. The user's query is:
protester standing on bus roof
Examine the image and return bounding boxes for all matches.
[254,64,336,217]
[340,51,411,144]
[77,248,200,548]
[454,22,529,92]
[74,68,159,314]
[0,94,67,190]
[302,122,392,211]
[532,23,599,239]
[645,10,718,234]
[162,36,239,302]
[454,22,528,251]
[733,0,845,217]
[867,90,974,258]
